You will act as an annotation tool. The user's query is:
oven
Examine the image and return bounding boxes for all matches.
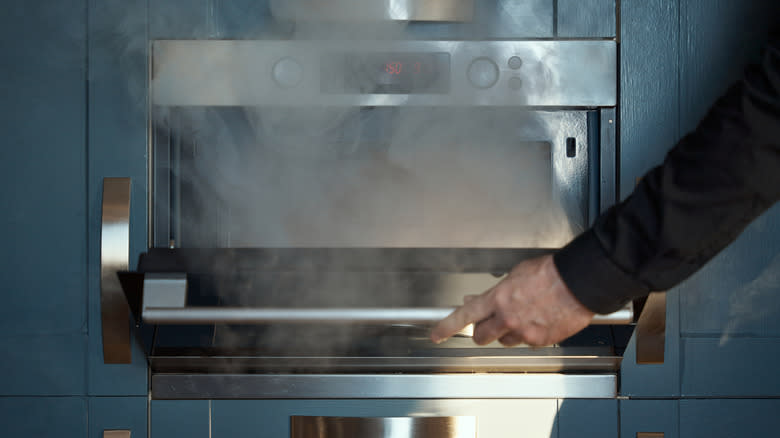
[99,1,639,436]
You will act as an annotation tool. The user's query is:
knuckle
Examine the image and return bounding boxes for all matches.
[523,327,547,346]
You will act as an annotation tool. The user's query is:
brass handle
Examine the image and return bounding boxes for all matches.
[637,433,664,438]
[104,431,131,438]
[636,292,667,365]
[101,177,132,364]
[291,416,476,438]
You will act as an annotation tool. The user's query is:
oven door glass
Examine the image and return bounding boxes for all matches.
[152,107,590,249]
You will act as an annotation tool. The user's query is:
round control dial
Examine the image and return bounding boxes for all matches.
[272,57,304,89]
[467,57,499,89]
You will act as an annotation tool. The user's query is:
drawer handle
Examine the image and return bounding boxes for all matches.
[101,177,132,364]
[290,416,476,438]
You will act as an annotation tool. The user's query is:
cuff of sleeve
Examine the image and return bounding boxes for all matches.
[553,229,649,314]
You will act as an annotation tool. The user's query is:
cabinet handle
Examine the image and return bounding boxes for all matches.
[636,292,667,364]
[101,177,132,364]
[291,416,476,438]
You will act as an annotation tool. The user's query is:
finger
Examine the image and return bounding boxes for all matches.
[498,333,524,347]
[463,294,479,303]
[431,293,495,343]
[472,314,511,345]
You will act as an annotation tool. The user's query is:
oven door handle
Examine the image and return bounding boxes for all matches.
[140,305,633,325]
[132,273,633,326]
[100,177,132,364]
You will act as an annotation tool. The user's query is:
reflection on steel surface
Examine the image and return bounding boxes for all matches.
[636,292,666,365]
[291,416,476,438]
[142,304,633,325]
[151,373,617,399]
[149,352,622,374]
[270,0,474,22]
[101,177,132,364]
[152,40,616,107]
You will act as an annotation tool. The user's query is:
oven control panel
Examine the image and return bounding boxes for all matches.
[152,40,616,107]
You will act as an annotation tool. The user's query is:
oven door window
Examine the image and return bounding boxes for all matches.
[152,107,588,248]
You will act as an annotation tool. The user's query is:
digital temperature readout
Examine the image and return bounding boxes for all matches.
[383,61,423,75]
[321,52,450,94]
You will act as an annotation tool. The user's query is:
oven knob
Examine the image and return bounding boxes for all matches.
[272,57,304,89]
[467,57,499,89]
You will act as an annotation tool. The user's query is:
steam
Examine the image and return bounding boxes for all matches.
[719,253,780,346]
[104,3,585,362]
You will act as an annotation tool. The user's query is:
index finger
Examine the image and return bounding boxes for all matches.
[430,292,495,343]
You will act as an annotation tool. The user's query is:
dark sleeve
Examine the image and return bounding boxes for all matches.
[553,31,780,314]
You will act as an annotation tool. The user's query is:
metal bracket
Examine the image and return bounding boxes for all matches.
[101,177,132,364]
[636,292,667,365]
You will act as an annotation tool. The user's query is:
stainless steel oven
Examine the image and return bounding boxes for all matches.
[99,2,638,436]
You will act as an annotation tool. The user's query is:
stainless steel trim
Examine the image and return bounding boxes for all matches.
[600,108,617,212]
[152,40,617,107]
[291,416,477,438]
[636,292,666,365]
[143,274,187,309]
[142,304,633,325]
[101,177,132,364]
[270,0,474,22]
[103,431,131,438]
[151,373,618,399]
[149,354,622,374]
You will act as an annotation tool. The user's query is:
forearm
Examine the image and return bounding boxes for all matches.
[555,33,780,314]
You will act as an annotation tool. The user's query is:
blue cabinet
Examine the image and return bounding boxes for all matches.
[0,397,87,438]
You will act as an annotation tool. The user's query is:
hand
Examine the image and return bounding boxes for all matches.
[430,254,595,347]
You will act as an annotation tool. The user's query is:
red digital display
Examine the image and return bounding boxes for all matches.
[384,61,423,75]
[323,52,450,94]
[385,62,403,75]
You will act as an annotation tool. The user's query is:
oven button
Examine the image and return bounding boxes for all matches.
[467,57,499,89]
[508,56,523,69]
[508,76,523,90]
[272,57,304,89]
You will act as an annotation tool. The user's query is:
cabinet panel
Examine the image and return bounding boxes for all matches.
[152,400,210,438]
[677,0,780,337]
[88,397,147,438]
[619,0,680,200]
[0,334,86,396]
[621,399,678,438]
[558,0,615,37]
[557,399,617,438]
[151,0,213,38]
[680,399,780,437]
[0,0,88,335]
[0,397,87,438]
[682,338,780,397]
[87,0,149,395]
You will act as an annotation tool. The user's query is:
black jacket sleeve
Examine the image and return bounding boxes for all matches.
[554,31,780,314]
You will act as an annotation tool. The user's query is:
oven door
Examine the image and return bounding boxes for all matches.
[101,38,628,400]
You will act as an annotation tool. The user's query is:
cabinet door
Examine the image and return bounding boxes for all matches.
[88,397,147,438]
[0,397,87,438]
[557,399,617,438]
[621,400,678,438]
[680,400,780,437]
[151,400,210,438]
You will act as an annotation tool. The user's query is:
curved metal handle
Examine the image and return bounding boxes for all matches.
[101,177,132,364]
[636,292,666,364]
[291,416,476,438]
[142,306,633,325]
